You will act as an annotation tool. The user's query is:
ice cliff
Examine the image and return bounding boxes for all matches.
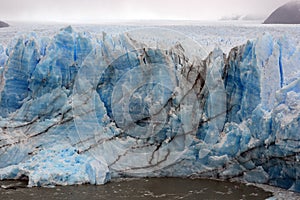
[0,26,299,191]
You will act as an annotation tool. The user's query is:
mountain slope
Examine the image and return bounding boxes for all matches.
[0,21,9,28]
[264,1,300,24]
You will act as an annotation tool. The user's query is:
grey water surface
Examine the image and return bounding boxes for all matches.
[0,178,272,200]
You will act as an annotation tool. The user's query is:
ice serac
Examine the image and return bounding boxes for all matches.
[0,27,299,192]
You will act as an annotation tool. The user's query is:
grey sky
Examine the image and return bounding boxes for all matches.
[0,0,291,22]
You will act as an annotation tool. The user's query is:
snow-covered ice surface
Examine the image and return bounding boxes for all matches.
[1,21,300,53]
[0,21,299,195]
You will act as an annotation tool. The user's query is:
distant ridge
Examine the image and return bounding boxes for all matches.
[264,1,300,24]
[0,21,9,28]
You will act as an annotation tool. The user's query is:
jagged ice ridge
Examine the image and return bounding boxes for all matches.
[0,26,299,191]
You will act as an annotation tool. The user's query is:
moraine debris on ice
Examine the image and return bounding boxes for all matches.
[0,26,299,191]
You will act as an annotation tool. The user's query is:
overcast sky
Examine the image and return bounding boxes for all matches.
[0,0,291,22]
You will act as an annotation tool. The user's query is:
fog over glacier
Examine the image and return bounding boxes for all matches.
[0,0,292,22]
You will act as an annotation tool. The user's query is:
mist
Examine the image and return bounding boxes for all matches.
[0,0,292,22]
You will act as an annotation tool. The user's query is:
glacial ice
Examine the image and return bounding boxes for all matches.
[0,147,110,186]
[0,26,299,192]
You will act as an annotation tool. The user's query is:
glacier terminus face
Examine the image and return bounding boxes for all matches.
[0,25,299,192]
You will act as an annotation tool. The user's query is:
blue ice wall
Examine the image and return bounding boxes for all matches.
[0,27,299,191]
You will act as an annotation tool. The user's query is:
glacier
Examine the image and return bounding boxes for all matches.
[0,26,299,192]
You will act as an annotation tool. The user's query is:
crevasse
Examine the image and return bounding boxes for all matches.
[0,27,299,191]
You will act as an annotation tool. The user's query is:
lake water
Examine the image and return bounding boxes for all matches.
[0,178,273,200]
